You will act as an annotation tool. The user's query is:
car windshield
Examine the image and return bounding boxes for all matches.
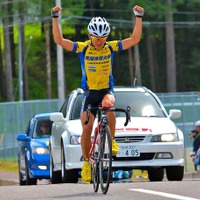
[70,90,166,120]
[114,91,165,117]
[33,119,52,138]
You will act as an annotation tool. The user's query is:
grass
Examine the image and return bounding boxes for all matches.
[0,159,18,173]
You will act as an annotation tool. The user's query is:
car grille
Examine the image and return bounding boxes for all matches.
[115,136,145,143]
[113,153,155,161]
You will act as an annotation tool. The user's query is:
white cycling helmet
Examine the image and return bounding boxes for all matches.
[88,17,110,37]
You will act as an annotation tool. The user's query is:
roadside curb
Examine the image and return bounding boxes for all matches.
[0,179,18,186]
[183,172,200,179]
[0,171,18,186]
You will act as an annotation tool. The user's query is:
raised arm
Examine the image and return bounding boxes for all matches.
[51,6,74,51]
[122,5,144,50]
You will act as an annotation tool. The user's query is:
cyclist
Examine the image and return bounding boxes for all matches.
[51,5,144,183]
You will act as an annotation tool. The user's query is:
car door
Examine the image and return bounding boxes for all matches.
[51,94,73,165]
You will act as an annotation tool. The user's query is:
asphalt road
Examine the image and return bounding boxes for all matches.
[1,177,200,200]
[1,170,200,200]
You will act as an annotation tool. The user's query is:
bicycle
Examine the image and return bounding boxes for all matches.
[84,104,130,194]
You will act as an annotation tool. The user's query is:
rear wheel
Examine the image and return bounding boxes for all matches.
[99,126,112,194]
[148,168,164,182]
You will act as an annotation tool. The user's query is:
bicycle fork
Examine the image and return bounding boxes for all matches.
[99,114,110,169]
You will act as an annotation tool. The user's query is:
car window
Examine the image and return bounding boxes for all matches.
[60,93,75,118]
[59,97,70,117]
[115,91,165,117]
[70,94,82,120]
[33,119,53,138]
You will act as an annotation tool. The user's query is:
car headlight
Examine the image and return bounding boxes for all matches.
[151,133,178,142]
[32,147,49,154]
[70,135,81,145]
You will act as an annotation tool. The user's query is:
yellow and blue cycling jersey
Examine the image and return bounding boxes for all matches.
[72,40,123,90]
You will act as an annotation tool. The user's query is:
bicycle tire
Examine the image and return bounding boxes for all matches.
[99,125,112,194]
[92,151,99,192]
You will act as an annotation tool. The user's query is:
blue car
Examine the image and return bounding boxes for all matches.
[17,113,53,185]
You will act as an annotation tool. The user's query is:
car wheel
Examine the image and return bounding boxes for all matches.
[49,144,62,184]
[25,159,37,185]
[18,161,26,186]
[61,142,78,183]
[166,166,184,181]
[148,168,164,182]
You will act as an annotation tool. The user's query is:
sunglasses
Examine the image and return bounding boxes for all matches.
[41,125,49,128]
[90,35,107,42]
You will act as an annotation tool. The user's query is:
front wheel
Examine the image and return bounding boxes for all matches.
[18,161,25,186]
[166,166,184,181]
[61,142,78,183]
[99,126,112,194]
[25,159,37,185]
[50,144,62,184]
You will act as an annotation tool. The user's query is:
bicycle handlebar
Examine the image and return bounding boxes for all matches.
[84,105,131,126]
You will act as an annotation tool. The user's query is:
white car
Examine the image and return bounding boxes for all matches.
[50,86,184,183]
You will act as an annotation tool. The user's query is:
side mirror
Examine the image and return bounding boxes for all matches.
[17,134,29,141]
[50,112,67,122]
[169,109,181,119]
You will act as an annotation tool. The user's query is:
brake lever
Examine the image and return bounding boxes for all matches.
[124,106,131,126]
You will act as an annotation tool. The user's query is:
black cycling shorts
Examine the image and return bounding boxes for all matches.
[81,88,114,117]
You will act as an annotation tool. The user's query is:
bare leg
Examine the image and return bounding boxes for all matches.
[102,94,116,138]
[102,94,119,155]
[80,111,95,159]
[107,112,116,138]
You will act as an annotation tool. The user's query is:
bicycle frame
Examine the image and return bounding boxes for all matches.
[88,109,108,161]
[88,126,99,163]
[85,105,130,194]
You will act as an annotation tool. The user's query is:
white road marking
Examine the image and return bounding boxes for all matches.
[130,188,200,200]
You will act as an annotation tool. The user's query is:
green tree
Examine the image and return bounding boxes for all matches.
[2,0,14,101]
[1,0,200,102]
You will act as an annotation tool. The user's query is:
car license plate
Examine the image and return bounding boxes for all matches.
[116,144,140,157]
